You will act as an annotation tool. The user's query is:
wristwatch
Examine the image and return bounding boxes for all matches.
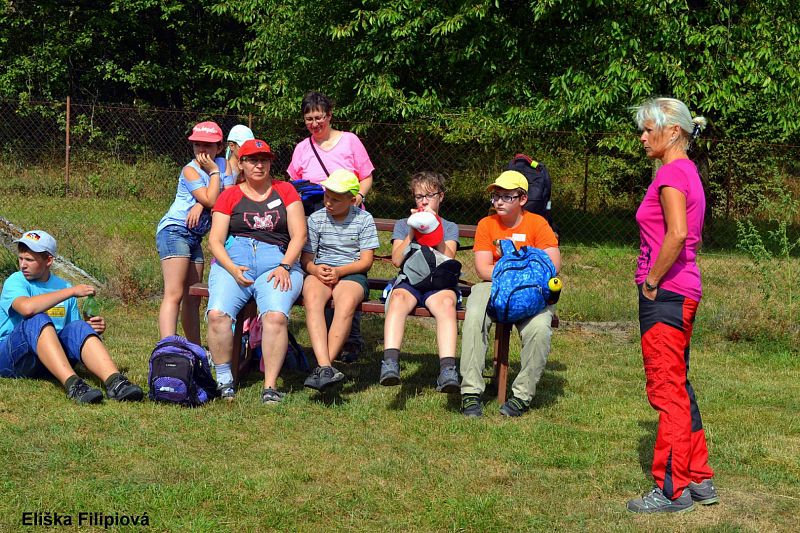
[279,263,291,272]
[644,279,658,291]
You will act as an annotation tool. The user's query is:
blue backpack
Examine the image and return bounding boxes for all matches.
[148,335,220,406]
[487,240,557,324]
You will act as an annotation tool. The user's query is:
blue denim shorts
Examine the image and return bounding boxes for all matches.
[207,236,303,320]
[0,313,98,378]
[156,224,204,263]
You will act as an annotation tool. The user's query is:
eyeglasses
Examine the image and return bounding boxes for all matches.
[304,114,328,124]
[413,192,441,201]
[241,157,271,166]
[490,193,521,203]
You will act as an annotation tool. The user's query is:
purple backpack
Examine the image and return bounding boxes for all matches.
[148,335,219,406]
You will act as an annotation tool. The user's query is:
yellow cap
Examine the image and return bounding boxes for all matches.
[320,169,360,196]
[487,170,528,192]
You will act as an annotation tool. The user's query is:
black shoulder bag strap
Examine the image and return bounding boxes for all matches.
[309,137,330,177]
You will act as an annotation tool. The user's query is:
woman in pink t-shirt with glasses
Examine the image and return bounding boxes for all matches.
[626,98,718,514]
[287,91,375,363]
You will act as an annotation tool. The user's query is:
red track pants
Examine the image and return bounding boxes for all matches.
[639,286,714,499]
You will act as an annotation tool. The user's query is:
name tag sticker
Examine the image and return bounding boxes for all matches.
[512,233,526,242]
[267,199,282,209]
[47,306,66,318]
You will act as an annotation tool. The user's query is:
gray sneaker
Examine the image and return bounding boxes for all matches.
[217,382,235,401]
[688,479,719,505]
[461,394,483,418]
[435,366,460,393]
[303,367,322,391]
[261,387,285,404]
[318,366,345,391]
[379,360,400,386]
[627,487,694,513]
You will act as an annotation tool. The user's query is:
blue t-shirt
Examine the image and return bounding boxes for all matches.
[303,206,380,267]
[0,271,81,343]
[156,157,231,235]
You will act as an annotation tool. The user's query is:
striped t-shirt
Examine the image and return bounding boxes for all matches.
[303,206,380,267]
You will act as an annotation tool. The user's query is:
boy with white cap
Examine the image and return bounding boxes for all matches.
[0,230,143,403]
[300,169,379,392]
[226,124,255,184]
[460,171,561,418]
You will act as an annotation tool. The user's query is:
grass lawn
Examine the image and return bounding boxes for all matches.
[0,194,798,531]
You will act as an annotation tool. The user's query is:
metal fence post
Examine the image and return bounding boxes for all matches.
[65,96,71,194]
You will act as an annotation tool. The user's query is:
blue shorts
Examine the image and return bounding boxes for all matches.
[386,280,461,309]
[156,224,204,263]
[0,313,98,378]
[207,236,303,320]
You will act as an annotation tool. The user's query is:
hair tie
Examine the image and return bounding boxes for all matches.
[691,123,701,140]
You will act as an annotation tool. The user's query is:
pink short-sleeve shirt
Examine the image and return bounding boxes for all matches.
[287,131,375,184]
[635,158,706,301]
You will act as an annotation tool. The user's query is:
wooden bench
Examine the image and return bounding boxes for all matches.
[188,217,558,401]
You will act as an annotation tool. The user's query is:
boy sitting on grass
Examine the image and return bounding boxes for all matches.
[0,230,143,403]
[300,170,379,391]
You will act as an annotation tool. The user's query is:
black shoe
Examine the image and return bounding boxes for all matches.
[340,342,361,364]
[318,366,345,391]
[304,367,322,391]
[499,396,529,417]
[461,394,483,418]
[435,366,460,393]
[66,378,104,404]
[106,375,144,402]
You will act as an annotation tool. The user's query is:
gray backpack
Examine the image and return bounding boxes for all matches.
[396,242,462,292]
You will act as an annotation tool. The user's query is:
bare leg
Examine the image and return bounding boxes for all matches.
[180,261,204,345]
[80,336,120,381]
[424,290,458,359]
[262,312,289,389]
[35,324,79,385]
[328,281,364,361]
[303,276,334,367]
[383,288,418,351]
[159,257,190,339]
[207,310,234,365]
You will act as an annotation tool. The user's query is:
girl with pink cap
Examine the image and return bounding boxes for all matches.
[156,121,229,345]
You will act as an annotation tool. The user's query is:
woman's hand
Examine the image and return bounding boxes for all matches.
[642,284,657,301]
[185,203,204,229]
[196,153,220,174]
[267,266,292,291]
[231,265,254,287]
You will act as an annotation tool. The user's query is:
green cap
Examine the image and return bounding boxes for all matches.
[320,169,360,196]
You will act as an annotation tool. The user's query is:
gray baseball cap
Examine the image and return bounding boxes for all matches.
[14,230,57,256]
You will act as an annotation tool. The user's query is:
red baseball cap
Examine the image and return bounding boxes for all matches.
[408,211,444,247]
[188,121,223,143]
[238,139,275,159]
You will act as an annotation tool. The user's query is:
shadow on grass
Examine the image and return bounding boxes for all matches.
[637,419,657,474]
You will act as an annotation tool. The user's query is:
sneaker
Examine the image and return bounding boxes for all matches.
[317,366,345,391]
[218,382,235,401]
[688,479,719,505]
[106,375,144,402]
[499,396,529,417]
[261,387,285,404]
[66,378,104,404]
[435,366,460,393]
[379,359,401,386]
[340,342,361,364]
[461,394,483,418]
[627,487,695,514]
[303,367,322,391]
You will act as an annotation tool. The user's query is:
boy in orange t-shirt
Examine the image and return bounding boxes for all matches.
[460,171,561,418]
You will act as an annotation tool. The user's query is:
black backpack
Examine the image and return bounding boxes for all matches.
[396,242,462,293]
[507,153,555,230]
[148,335,220,406]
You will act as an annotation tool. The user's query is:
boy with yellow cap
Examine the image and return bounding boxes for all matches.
[300,170,379,391]
[460,171,561,417]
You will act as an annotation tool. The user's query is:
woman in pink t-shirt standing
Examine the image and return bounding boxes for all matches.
[287,91,375,362]
[626,98,718,514]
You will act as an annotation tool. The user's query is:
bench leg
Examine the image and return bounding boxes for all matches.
[232,300,257,388]
[492,322,511,403]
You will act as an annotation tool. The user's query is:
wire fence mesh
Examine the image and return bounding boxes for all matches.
[0,98,798,340]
